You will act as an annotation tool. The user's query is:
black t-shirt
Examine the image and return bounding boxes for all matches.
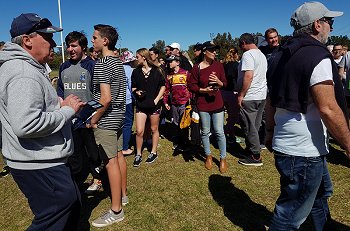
[131,67,165,111]
[259,45,280,67]
[223,61,239,91]
[179,55,193,71]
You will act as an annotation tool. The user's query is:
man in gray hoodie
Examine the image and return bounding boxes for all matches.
[0,13,85,230]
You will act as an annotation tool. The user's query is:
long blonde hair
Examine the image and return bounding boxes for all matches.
[136,48,165,77]
[224,47,239,63]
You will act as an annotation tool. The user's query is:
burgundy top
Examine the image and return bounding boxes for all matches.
[188,61,227,112]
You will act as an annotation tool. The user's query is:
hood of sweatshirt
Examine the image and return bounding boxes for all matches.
[0,42,48,77]
[280,34,328,57]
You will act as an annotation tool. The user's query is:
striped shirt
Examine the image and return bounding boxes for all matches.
[93,56,126,131]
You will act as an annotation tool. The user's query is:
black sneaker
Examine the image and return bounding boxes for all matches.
[133,155,142,167]
[145,152,158,164]
[0,166,10,178]
[238,155,263,166]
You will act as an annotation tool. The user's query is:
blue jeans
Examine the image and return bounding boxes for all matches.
[269,153,333,231]
[123,103,134,150]
[199,111,226,159]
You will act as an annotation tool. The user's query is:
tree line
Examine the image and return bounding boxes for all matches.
[4,32,346,70]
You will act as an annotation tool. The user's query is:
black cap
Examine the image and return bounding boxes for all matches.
[202,41,220,51]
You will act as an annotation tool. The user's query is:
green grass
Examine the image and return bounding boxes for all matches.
[0,129,349,231]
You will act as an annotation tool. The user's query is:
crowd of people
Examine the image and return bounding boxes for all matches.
[0,1,350,230]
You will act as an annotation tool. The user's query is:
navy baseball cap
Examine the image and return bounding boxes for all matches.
[10,13,62,38]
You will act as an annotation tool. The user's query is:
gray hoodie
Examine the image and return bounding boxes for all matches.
[0,42,75,170]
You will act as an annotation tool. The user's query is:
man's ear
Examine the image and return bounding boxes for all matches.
[22,35,33,48]
[103,37,109,47]
[313,20,322,33]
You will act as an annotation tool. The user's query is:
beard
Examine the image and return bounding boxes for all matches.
[319,33,329,44]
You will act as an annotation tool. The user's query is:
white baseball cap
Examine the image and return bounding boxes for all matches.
[291,1,343,29]
[169,42,181,51]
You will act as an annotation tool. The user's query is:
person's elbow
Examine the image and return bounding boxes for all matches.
[318,103,339,121]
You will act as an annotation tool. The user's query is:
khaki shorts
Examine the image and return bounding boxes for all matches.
[93,128,123,159]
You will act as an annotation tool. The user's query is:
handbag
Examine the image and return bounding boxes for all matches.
[180,104,192,129]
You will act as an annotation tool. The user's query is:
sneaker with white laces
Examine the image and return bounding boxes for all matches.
[91,209,124,228]
[133,155,142,167]
[85,179,102,195]
[122,195,129,206]
[145,152,158,164]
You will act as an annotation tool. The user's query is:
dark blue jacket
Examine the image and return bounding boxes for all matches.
[268,34,347,119]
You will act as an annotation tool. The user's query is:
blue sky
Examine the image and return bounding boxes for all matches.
[1,0,350,53]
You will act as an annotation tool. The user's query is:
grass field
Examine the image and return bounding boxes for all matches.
[0,125,349,231]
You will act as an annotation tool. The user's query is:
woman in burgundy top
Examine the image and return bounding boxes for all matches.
[188,41,228,173]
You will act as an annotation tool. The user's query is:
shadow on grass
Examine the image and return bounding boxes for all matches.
[78,191,108,231]
[327,145,350,168]
[227,141,247,159]
[78,169,110,230]
[173,144,207,163]
[208,174,272,231]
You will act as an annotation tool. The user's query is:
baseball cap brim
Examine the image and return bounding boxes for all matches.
[324,11,343,18]
[36,25,63,34]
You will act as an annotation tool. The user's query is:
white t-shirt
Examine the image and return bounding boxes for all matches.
[237,49,267,100]
[338,51,350,95]
[272,58,333,157]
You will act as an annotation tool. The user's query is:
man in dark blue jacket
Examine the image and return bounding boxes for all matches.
[266,2,350,230]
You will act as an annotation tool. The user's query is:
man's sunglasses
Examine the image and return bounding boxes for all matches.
[319,18,334,28]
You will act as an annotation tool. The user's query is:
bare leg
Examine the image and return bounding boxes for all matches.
[135,112,147,155]
[105,157,121,212]
[117,151,127,197]
[149,114,160,154]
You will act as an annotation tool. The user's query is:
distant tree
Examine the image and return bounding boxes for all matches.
[48,51,63,70]
[151,40,166,58]
[0,41,5,50]
[328,35,350,48]
[213,32,238,60]
[187,44,195,62]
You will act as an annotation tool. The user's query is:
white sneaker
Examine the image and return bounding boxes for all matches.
[92,209,124,227]
[85,180,102,195]
[122,195,129,206]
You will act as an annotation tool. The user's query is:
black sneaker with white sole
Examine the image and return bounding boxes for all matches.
[133,155,142,167]
[0,166,10,178]
[238,155,263,166]
[145,152,158,164]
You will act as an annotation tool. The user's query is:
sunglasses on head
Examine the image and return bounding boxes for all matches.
[26,18,52,35]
